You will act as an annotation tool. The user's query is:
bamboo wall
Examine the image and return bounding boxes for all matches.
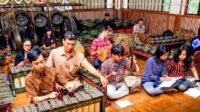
[121,9,200,35]
[121,10,176,34]
[67,9,115,20]
[65,9,115,20]
[180,16,200,34]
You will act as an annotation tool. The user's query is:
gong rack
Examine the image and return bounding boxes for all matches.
[0,3,84,8]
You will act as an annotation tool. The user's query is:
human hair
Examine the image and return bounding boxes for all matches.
[21,38,33,53]
[27,48,42,63]
[173,44,192,70]
[154,45,170,60]
[63,31,77,40]
[3,31,9,35]
[22,38,32,46]
[105,13,110,17]
[44,27,54,39]
[45,27,51,32]
[138,18,143,23]
[198,27,200,36]
[111,44,124,55]
[98,27,109,36]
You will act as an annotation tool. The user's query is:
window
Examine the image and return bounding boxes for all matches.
[187,0,200,15]
[162,0,170,11]
[126,0,168,12]
[73,0,106,9]
[107,0,114,8]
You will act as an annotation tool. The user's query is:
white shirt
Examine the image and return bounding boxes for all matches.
[133,24,145,33]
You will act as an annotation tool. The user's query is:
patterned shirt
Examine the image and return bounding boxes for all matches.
[91,38,111,59]
[167,60,194,79]
[25,66,68,102]
[141,57,166,84]
[101,57,130,85]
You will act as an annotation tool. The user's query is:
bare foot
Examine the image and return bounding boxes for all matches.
[196,82,200,87]
[106,100,112,106]
[129,88,140,94]
[164,88,178,93]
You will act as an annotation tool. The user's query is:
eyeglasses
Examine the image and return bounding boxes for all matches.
[24,44,31,47]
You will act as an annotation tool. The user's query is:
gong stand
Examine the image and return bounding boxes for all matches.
[11,4,17,31]
[29,2,39,45]
[128,45,134,76]
[11,2,22,46]
[0,16,4,36]
[0,3,84,8]
[46,1,52,29]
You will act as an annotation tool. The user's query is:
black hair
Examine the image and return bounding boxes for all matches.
[173,44,192,70]
[45,27,51,32]
[138,18,143,23]
[98,27,109,36]
[198,27,200,36]
[44,27,54,39]
[27,48,42,63]
[63,31,77,40]
[105,13,110,17]
[154,45,170,60]
[3,31,9,35]
[111,44,124,55]
[21,38,33,54]
[22,38,32,46]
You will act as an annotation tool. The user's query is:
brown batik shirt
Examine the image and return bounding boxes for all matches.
[25,66,68,102]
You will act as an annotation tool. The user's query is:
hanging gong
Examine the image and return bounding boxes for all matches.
[9,29,22,50]
[15,11,30,27]
[51,10,63,25]
[34,12,48,28]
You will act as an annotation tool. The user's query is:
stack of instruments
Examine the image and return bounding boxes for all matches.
[9,66,32,95]
[78,70,103,90]
[0,73,14,109]
[12,87,105,112]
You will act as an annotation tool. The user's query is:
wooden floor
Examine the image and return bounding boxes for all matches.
[10,56,200,112]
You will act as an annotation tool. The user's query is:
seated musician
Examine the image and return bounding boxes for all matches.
[167,44,200,91]
[191,27,200,54]
[41,28,56,50]
[25,48,69,103]
[90,27,112,69]
[14,39,32,68]
[133,18,145,33]
[102,13,113,30]
[46,31,108,92]
[141,45,177,96]
[101,44,140,100]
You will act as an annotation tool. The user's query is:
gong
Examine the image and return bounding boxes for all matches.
[9,29,22,50]
[51,11,63,25]
[34,12,48,28]
[15,11,30,27]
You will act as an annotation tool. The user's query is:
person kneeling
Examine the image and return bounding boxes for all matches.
[101,44,140,100]
[25,48,69,103]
